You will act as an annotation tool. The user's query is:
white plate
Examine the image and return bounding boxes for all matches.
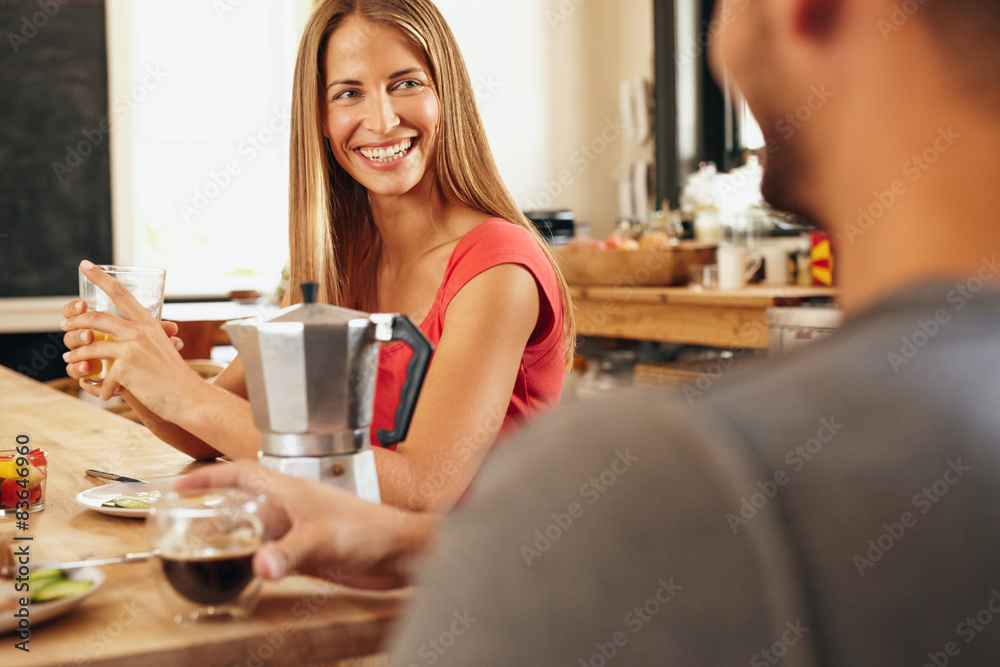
[75,476,185,518]
[0,567,105,635]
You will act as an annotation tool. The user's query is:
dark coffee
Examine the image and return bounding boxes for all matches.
[160,551,255,605]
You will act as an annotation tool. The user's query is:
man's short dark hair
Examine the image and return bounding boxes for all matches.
[921,1,1000,88]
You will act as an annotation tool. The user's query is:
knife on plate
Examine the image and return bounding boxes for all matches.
[85,469,147,484]
[1,547,156,577]
[33,552,156,571]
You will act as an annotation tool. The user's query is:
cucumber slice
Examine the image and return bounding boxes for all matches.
[29,568,66,583]
[112,497,152,509]
[33,578,93,602]
[101,491,160,509]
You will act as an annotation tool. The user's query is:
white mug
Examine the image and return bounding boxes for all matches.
[717,246,762,290]
[762,248,790,286]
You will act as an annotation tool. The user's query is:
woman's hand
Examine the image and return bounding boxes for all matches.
[61,261,194,407]
[176,462,439,590]
[61,301,184,395]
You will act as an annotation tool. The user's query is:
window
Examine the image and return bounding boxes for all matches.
[108,0,310,298]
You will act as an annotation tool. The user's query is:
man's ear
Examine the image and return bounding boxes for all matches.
[793,0,842,39]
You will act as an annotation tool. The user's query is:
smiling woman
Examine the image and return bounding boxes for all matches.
[61,0,576,514]
[277,0,579,509]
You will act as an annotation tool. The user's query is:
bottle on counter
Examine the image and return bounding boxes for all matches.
[796,234,813,286]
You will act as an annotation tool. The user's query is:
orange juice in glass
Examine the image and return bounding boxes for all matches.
[78,265,166,385]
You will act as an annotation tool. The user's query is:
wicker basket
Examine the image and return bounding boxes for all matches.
[553,242,717,287]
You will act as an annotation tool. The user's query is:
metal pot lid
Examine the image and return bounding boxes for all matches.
[255,282,371,327]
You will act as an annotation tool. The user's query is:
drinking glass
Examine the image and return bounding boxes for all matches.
[147,489,265,623]
[0,448,47,516]
[78,265,166,385]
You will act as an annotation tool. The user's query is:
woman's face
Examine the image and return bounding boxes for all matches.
[321,16,441,198]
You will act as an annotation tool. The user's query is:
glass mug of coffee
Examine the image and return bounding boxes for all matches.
[147,489,265,623]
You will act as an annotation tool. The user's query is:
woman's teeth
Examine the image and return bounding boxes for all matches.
[358,139,413,163]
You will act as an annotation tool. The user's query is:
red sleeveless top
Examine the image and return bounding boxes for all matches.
[371,219,566,450]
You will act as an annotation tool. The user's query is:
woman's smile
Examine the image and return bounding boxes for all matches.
[355,137,417,166]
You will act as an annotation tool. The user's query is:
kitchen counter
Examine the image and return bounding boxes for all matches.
[571,285,838,349]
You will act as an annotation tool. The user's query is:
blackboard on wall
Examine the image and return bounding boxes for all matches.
[0,0,112,298]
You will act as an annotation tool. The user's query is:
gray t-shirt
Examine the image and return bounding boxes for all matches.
[390,282,1000,666]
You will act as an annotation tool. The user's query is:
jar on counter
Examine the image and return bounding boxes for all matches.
[694,209,723,244]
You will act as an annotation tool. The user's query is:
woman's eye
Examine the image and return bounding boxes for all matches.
[396,80,421,91]
[333,89,359,101]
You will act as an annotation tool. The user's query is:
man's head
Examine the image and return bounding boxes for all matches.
[920,1,1000,91]
[710,0,1000,228]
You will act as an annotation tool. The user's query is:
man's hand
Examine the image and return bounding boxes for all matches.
[176,462,439,590]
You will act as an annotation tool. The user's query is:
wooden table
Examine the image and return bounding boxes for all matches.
[0,366,405,666]
[571,285,838,349]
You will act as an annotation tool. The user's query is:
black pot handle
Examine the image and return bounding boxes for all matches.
[377,316,433,446]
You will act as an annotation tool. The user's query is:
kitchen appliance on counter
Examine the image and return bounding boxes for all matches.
[525,210,575,246]
[768,306,843,354]
[222,282,433,502]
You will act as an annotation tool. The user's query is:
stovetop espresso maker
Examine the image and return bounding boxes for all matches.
[222,282,433,503]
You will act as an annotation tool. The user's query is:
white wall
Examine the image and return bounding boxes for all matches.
[435,0,553,211]
[439,0,654,239]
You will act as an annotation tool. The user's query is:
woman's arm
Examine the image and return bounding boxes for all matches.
[119,358,258,460]
[373,262,542,512]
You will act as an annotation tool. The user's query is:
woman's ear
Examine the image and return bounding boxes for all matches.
[793,0,842,39]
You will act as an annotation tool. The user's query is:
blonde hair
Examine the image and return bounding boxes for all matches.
[287,0,575,366]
